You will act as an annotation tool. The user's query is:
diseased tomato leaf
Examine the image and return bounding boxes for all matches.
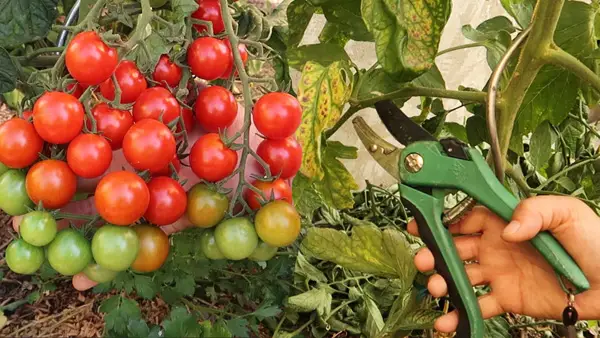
[285,285,332,317]
[313,141,359,209]
[0,48,18,94]
[319,22,350,46]
[296,60,353,179]
[291,173,324,218]
[0,0,58,48]
[286,0,315,47]
[361,0,451,81]
[513,1,597,140]
[300,223,416,280]
[320,0,373,42]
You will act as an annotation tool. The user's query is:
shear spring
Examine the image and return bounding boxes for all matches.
[443,197,476,225]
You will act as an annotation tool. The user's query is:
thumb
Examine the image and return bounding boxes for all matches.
[501,196,596,258]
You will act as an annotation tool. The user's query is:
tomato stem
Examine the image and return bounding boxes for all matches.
[53,212,96,222]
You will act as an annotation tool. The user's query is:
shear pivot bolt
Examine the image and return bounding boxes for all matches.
[404,153,423,173]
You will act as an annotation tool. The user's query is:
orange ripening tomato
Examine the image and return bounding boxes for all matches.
[0,118,44,169]
[95,171,150,226]
[130,224,170,273]
[26,160,77,209]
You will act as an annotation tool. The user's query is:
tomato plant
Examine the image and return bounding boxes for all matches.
[91,225,140,272]
[47,229,93,276]
[252,92,302,140]
[0,169,33,216]
[244,178,292,210]
[194,85,237,132]
[214,217,258,260]
[26,159,77,209]
[130,224,170,272]
[65,31,118,86]
[144,176,187,226]
[99,60,148,104]
[186,183,229,228]
[189,133,237,182]
[152,54,183,88]
[122,118,176,172]
[5,239,45,275]
[19,210,57,247]
[256,136,302,179]
[192,0,224,34]
[187,37,230,81]
[67,133,113,178]
[89,103,134,150]
[95,171,150,226]
[254,200,300,247]
[0,118,44,169]
[33,91,85,144]
[199,228,225,260]
[132,87,181,125]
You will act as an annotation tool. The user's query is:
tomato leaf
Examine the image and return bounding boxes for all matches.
[440,122,468,144]
[461,16,516,69]
[294,251,328,284]
[100,296,142,335]
[285,0,315,47]
[127,319,151,337]
[355,66,445,108]
[225,318,249,338]
[361,0,451,81]
[0,0,58,48]
[300,223,416,280]
[318,22,350,46]
[320,0,373,43]
[313,141,359,210]
[161,306,203,338]
[484,316,511,338]
[380,288,440,336]
[251,303,282,321]
[291,173,325,218]
[500,0,535,28]
[174,274,195,297]
[296,60,353,179]
[169,0,199,20]
[513,1,597,139]
[285,285,332,318]
[0,48,17,94]
[360,295,385,337]
[288,43,351,70]
[134,274,157,299]
[466,115,488,147]
[201,320,233,338]
[529,121,558,170]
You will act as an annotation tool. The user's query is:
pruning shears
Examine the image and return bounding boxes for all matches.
[352,100,590,338]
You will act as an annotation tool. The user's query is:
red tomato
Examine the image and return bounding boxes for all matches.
[66,82,87,98]
[221,41,248,79]
[194,86,237,133]
[189,133,237,182]
[99,60,147,104]
[65,31,118,86]
[244,178,293,210]
[256,136,302,179]
[33,91,84,144]
[151,155,181,177]
[152,54,182,88]
[122,119,176,172]
[191,0,224,34]
[26,160,77,209]
[187,37,230,81]
[95,171,150,226]
[22,110,33,121]
[0,118,43,169]
[132,87,181,125]
[66,134,113,178]
[253,92,302,140]
[144,176,187,226]
[88,103,133,150]
[180,107,195,134]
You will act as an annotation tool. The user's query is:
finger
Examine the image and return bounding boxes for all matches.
[160,215,193,235]
[434,294,504,333]
[407,219,418,236]
[447,206,498,235]
[413,235,481,272]
[72,273,98,291]
[426,264,487,298]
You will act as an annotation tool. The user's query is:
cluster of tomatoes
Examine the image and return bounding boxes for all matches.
[0,5,304,282]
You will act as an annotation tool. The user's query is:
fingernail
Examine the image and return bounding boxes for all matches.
[504,221,521,234]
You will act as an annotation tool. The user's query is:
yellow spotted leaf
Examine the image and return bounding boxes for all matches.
[296,60,353,179]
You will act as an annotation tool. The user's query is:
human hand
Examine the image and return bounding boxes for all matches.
[11,100,287,291]
[407,196,600,333]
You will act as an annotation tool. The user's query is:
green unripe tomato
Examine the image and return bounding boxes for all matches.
[0,161,8,176]
[20,211,57,246]
[249,241,278,261]
[187,183,229,228]
[6,238,45,275]
[47,229,93,276]
[214,217,258,260]
[83,263,119,283]
[199,229,225,260]
[0,169,34,216]
[92,225,140,272]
